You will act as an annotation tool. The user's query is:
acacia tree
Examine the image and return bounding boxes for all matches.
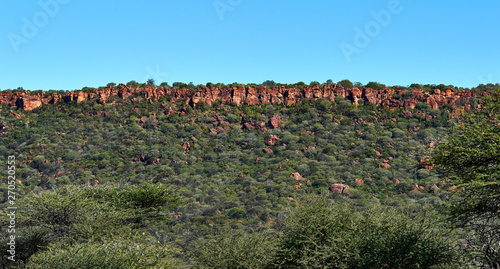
[263,80,276,87]
[270,196,458,268]
[431,89,500,267]
[0,183,182,268]
[147,78,155,86]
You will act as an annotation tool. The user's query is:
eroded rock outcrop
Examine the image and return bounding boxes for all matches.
[0,84,478,111]
[269,114,282,129]
[330,183,350,194]
[265,135,281,146]
[19,95,43,111]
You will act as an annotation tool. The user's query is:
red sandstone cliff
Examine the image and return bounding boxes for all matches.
[0,83,477,111]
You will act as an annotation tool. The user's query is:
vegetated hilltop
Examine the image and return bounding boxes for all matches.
[0,81,498,267]
[0,81,493,224]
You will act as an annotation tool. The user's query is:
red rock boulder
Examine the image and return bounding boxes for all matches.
[265,135,281,146]
[269,114,282,129]
[330,184,349,194]
[262,148,273,154]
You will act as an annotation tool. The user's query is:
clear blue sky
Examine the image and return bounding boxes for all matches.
[1,0,499,91]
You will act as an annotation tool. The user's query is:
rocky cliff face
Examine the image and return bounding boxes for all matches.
[0,83,477,111]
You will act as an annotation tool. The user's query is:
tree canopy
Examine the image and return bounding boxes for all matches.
[431,89,500,267]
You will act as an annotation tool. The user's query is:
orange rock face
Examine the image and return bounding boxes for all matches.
[0,84,478,111]
[19,96,43,111]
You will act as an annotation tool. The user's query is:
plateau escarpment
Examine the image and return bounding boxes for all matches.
[0,83,477,111]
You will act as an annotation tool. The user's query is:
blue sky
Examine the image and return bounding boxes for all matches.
[1,0,499,91]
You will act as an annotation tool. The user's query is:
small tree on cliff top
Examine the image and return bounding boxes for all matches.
[147,78,155,86]
[337,79,353,88]
[262,80,276,87]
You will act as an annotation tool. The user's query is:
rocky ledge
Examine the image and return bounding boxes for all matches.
[0,84,478,111]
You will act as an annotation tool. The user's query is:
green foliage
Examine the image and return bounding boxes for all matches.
[295,81,306,88]
[0,183,183,268]
[173,82,188,89]
[337,79,353,88]
[410,83,423,89]
[107,183,180,212]
[1,82,492,267]
[126,80,140,88]
[0,227,49,267]
[262,80,276,87]
[27,238,181,269]
[271,196,458,268]
[19,186,119,239]
[431,89,500,267]
[365,81,386,90]
[309,81,321,87]
[192,230,278,269]
[227,207,247,219]
[146,78,155,86]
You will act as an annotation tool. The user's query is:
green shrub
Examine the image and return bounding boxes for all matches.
[270,196,459,268]
[227,207,247,219]
[27,238,181,269]
[192,230,277,269]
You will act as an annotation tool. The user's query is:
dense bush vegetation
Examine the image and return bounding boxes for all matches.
[0,183,182,268]
[193,196,459,268]
[271,196,458,268]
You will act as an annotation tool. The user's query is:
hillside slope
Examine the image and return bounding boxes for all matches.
[0,82,494,267]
